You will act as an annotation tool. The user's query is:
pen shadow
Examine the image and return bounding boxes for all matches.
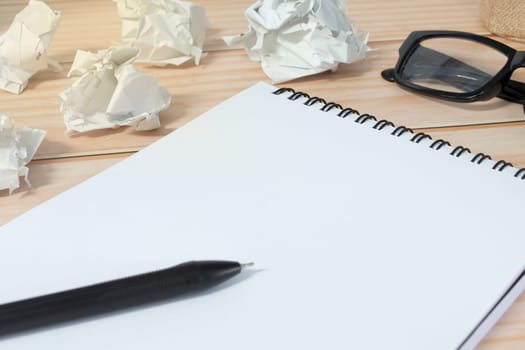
[0,269,263,342]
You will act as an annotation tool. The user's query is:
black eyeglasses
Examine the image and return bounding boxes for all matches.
[382,30,525,111]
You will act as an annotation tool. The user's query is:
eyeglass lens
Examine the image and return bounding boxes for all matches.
[400,38,508,94]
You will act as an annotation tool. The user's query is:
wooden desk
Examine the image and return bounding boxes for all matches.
[0,1,524,348]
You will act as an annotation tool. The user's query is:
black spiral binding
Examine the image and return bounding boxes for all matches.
[430,139,451,150]
[450,146,471,157]
[272,87,525,180]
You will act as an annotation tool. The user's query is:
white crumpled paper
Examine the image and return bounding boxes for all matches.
[114,0,208,66]
[0,114,46,194]
[225,0,369,83]
[60,47,172,133]
[0,0,61,94]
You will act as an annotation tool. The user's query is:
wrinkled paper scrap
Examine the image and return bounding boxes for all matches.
[225,0,369,83]
[60,47,172,133]
[114,0,208,65]
[0,0,61,94]
[60,48,171,133]
[0,114,46,194]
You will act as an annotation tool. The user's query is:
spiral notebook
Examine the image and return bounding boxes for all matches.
[1,82,525,349]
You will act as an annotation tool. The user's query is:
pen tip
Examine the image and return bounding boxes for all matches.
[240,262,255,269]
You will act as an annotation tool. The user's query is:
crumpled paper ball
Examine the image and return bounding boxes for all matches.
[0,0,61,94]
[0,114,46,194]
[114,0,208,65]
[60,47,172,133]
[226,0,369,83]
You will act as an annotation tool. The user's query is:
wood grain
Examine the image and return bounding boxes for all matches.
[1,1,525,348]
[3,39,525,160]
[481,292,525,349]
[0,0,487,62]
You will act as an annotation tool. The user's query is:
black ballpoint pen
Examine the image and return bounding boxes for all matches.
[0,260,252,337]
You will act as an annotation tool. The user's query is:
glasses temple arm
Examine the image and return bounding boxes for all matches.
[498,80,525,104]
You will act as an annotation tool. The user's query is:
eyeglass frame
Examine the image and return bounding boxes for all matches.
[381,30,525,107]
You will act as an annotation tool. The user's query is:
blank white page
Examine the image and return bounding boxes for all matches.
[1,82,525,349]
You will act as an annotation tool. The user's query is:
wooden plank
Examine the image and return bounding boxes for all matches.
[480,294,525,349]
[0,1,524,348]
[2,39,525,160]
[0,0,487,62]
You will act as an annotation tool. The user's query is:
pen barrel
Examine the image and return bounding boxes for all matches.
[0,260,242,337]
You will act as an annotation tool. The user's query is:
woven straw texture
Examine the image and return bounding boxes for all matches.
[480,0,525,42]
